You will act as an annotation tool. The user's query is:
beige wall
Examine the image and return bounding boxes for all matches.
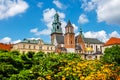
[12,43,55,54]
[84,43,103,54]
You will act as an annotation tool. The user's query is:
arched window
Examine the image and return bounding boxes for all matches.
[57,26,59,29]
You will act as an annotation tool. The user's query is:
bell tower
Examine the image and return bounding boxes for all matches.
[51,12,63,44]
[64,20,75,52]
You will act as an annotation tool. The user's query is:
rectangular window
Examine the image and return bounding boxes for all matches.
[34,46,36,49]
[39,46,42,50]
[23,45,25,49]
[47,47,49,50]
[29,45,31,49]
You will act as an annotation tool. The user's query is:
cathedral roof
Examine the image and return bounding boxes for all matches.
[83,38,103,44]
[56,35,64,44]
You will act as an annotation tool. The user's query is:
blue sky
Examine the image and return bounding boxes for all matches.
[0,0,120,44]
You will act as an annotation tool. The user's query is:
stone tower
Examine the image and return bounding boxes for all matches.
[64,20,75,52]
[51,12,63,44]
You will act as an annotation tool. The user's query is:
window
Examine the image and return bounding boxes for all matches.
[100,46,102,51]
[34,46,36,49]
[51,47,52,50]
[47,47,49,50]
[29,45,31,49]
[57,26,59,29]
[95,56,97,59]
[23,45,25,49]
[91,45,93,48]
[39,46,42,50]
[96,46,97,51]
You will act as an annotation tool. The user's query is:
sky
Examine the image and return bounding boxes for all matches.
[0,0,120,44]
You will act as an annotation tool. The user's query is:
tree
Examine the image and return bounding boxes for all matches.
[102,45,120,64]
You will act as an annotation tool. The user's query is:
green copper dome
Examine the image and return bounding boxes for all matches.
[51,12,62,34]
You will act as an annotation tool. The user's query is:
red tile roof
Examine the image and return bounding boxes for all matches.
[0,43,13,51]
[104,37,120,46]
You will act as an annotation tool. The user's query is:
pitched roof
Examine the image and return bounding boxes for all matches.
[75,45,82,50]
[0,43,13,51]
[65,20,73,28]
[56,35,64,44]
[104,37,120,46]
[83,38,103,44]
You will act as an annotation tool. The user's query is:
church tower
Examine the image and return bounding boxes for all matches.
[64,20,75,53]
[76,27,85,53]
[51,12,63,44]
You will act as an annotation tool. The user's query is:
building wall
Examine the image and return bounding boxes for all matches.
[12,43,55,54]
[76,36,85,53]
[64,33,75,48]
[84,43,103,54]
[66,48,75,53]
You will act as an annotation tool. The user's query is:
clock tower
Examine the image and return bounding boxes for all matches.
[51,12,63,44]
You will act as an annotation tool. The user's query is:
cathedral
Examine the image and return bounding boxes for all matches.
[51,12,103,60]
[12,12,104,60]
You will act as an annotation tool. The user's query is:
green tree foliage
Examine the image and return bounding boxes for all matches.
[102,45,120,64]
[0,49,120,79]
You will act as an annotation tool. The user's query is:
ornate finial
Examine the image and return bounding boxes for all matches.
[54,10,59,22]
[79,26,84,38]
[68,19,71,25]
[80,26,82,35]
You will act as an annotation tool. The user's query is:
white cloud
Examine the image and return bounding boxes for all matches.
[30,8,78,36]
[31,8,69,36]
[0,37,11,43]
[72,24,78,33]
[30,28,38,33]
[84,30,120,42]
[27,38,41,40]
[96,0,120,25]
[78,14,89,24]
[109,31,120,38]
[81,0,120,25]
[37,2,43,8]
[53,0,66,9]
[81,0,96,11]
[0,37,21,44]
[12,39,21,44]
[0,0,29,20]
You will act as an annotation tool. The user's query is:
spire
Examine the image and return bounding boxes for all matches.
[68,19,71,25]
[51,11,62,34]
[66,20,72,27]
[54,11,59,22]
[79,26,84,38]
[80,27,82,35]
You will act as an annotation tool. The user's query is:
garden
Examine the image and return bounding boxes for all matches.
[0,45,120,80]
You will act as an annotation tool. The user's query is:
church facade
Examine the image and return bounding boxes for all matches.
[51,12,104,60]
